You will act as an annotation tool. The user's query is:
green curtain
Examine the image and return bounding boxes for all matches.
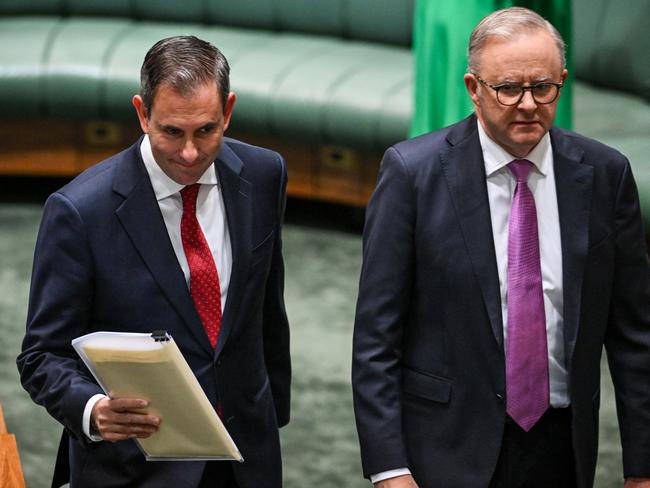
[410,0,572,138]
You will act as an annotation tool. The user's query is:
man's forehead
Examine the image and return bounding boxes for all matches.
[148,81,222,117]
[477,31,562,74]
[480,30,556,52]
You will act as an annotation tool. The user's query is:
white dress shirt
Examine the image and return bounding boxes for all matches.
[479,123,568,408]
[82,135,232,440]
[371,122,568,484]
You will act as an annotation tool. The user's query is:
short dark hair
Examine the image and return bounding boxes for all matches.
[140,35,230,115]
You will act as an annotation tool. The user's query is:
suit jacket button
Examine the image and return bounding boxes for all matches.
[496,393,504,403]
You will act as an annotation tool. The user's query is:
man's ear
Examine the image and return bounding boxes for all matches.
[555,69,569,103]
[222,92,237,131]
[132,95,150,133]
[464,73,480,106]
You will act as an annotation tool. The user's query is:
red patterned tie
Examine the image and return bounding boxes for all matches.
[505,159,549,431]
[180,184,222,349]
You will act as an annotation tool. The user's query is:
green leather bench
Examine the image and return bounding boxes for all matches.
[1,0,649,221]
[574,0,650,101]
[0,0,414,206]
[573,0,650,228]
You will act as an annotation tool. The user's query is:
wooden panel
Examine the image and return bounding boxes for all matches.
[0,120,141,175]
[79,121,142,171]
[0,120,78,175]
[0,122,380,207]
[0,403,26,488]
[0,434,26,488]
[229,131,381,207]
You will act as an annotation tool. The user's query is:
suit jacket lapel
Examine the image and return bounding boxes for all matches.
[113,141,214,355]
[441,116,504,349]
[214,142,252,358]
[550,128,593,368]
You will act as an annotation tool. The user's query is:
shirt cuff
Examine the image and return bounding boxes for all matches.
[83,394,108,442]
[370,468,412,484]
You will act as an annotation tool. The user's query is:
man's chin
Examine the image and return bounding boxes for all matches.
[167,170,202,186]
[170,162,210,185]
[511,121,543,133]
[509,131,544,149]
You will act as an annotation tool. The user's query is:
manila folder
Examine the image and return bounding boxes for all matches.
[72,331,242,462]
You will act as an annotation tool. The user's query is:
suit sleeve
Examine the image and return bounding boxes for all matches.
[352,147,416,477]
[603,159,650,478]
[263,155,291,427]
[16,192,103,442]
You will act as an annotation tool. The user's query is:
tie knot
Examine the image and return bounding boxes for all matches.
[508,159,534,182]
[181,183,200,211]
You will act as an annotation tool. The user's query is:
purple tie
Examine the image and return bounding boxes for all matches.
[506,159,549,432]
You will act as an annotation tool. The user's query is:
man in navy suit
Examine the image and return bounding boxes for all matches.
[18,36,290,488]
[352,7,650,488]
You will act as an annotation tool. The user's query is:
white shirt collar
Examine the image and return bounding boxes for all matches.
[140,135,218,201]
[477,121,552,178]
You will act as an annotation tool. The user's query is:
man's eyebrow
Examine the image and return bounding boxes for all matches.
[157,123,180,131]
[496,76,556,85]
[531,76,556,83]
[492,77,522,85]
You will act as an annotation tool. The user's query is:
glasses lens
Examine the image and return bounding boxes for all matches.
[532,84,558,103]
[496,84,560,105]
[496,85,522,105]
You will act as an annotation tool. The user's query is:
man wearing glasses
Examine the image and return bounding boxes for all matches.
[352,7,650,488]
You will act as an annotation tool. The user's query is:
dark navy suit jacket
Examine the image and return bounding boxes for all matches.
[352,115,650,487]
[18,137,291,488]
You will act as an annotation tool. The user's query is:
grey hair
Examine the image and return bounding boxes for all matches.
[140,35,230,115]
[467,7,566,73]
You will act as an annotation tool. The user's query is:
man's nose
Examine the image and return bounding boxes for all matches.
[180,139,199,163]
[517,89,538,111]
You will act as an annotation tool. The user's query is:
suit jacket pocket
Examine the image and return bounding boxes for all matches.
[591,387,600,428]
[402,367,452,403]
[588,229,613,250]
[250,230,275,269]
[251,375,271,403]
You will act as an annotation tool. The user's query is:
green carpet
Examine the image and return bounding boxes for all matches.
[2,80,649,487]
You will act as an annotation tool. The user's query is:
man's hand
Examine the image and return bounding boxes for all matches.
[625,478,650,487]
[91,397,160,442]
[375,475,419,488]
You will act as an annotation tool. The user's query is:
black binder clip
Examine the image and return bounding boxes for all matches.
[151,330,171,342]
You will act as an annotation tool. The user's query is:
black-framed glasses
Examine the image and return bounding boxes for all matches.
[473,75,563,106]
